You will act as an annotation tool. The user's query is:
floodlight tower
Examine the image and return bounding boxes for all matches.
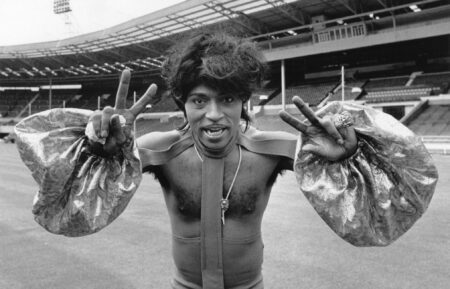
[53,0,78,36]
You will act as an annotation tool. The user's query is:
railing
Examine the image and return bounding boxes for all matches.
[313,23,367,44]
[420,135,450,143]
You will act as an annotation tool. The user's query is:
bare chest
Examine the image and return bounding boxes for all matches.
[159,148,280,219]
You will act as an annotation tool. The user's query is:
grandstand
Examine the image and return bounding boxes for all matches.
[1,0,450,153]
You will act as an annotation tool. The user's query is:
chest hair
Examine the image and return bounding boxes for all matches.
[157,148,281,219]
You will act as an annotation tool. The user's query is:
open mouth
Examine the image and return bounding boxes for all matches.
[202,127,226,138]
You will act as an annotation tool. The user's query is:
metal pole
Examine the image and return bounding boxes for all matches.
[49,78,52,109]
[281,59,286,110]
[133,91,137,133]
[341,66,345,102]
[97,96,101,110]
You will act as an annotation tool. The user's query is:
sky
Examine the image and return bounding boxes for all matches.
[0,0,186,46]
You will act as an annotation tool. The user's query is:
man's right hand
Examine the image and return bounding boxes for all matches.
[87,69,158,155]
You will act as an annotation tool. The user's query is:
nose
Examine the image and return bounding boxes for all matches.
[205,101,224,121]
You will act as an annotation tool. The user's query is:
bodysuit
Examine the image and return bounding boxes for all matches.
[14,102,438,288]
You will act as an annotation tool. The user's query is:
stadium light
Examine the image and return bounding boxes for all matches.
[70,66,88,75]
[53,0,72,14]
[104,63,122,72]
[114,62,133,71]
[130,61,149,69]
[80,64,99,74]
[62,67,78,75]
[142,58,163,68]
[32,67,46,76]
[5,68,21,77]
[45,67,58,76]
[93,64,112,73]
[22,69,35,77]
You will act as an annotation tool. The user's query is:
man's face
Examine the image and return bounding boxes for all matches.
[185,84,243,152]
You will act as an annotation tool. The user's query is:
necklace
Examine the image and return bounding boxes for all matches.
[194,145,242,225]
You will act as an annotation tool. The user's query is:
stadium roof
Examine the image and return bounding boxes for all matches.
[0,0,449,84]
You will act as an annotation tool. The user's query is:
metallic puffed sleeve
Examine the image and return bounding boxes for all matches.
[14,108,142,237]
[294,102,438,246]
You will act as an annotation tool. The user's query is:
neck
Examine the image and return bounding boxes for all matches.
[191,130,238,159]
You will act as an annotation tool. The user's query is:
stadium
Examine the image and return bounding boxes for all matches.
[1,0,449,288]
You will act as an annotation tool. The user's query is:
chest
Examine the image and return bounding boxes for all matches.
[159,147,280,219]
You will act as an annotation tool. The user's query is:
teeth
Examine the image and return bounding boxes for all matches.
[204,128,224,137]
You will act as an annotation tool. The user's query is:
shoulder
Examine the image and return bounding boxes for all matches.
[137,130,184,151]
[242,126,297,141]
[238,126,297,163]
[137,129,193,167]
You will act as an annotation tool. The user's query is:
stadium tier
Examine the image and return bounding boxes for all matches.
[1,0,450,142]
[412,71,450,93]
[408,105,450,136]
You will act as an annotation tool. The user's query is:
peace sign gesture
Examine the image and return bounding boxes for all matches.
[279,96,357,161]
[87,69,158,155]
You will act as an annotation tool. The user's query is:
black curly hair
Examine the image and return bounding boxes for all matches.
[161,32,268,128]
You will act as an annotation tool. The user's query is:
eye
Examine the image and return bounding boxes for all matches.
[188,96,205,105]
[224,96,236,103]
[193,98,204,105]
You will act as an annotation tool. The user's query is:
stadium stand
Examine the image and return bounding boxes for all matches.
[361,85,438,103]
[408,104,450,136]
[0,90,37,118]
[263,81,338,106]
[411,71,450,93]
[363,76,410,89]
[327,80,366,102]
[251,88,280,106]
[286,82,338,106]
[1,0,450,154]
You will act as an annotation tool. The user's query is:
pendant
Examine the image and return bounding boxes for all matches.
[221,199,229,225]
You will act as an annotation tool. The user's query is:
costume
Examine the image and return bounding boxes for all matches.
[15,102,438,288]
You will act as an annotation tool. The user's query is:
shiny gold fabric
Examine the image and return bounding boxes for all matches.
[15,108,142,237]
[295,102,438,246]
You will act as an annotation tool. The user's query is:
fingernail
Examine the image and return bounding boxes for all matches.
[101,130,108,137]
[337,139,344,145]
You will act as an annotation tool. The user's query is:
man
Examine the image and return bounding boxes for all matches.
[15,33,438,289]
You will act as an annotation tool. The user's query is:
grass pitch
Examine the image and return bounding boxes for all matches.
[1,142,449,289]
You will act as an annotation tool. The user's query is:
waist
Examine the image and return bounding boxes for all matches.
[171,232,264,288]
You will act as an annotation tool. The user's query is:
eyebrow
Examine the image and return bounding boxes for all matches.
[187,92,208,98]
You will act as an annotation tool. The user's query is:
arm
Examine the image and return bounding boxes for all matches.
[280,98,438,246]
[15,70,157,237]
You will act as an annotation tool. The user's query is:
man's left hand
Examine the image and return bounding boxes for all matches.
[279,96,357,161]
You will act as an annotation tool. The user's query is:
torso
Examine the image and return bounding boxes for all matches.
[157,145,281,238]
[138,129,295,288]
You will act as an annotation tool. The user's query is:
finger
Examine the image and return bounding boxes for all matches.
[100,106,114,138]
[130,84,158,117]
[292,96,320,127]
[279,110,308,133]
[89,111,102,137]
[320,116,344,145]
[340,126,358,151]
[110,115,127,145]
[115,69,131,109]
